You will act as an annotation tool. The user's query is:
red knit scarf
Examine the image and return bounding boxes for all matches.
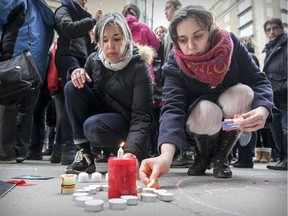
[174,28,233,86]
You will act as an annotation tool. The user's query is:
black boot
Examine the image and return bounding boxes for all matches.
[187,132,219,176]
[213,130,242,178]
[50,143,62,163]
[61,143,76,165]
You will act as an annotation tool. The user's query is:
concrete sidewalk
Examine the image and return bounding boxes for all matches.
[0,156,287,216]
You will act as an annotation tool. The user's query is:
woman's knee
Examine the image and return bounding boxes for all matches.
[83,116,104,141]
[186,100,223,134]
[218,84,254,116]
[64,81,75,98]
[219,84,254,105]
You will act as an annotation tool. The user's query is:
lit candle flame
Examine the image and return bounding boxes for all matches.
[120,142,125,148]
[146,179,155,188]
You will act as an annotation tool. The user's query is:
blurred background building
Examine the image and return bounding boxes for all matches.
[46,0,287,69]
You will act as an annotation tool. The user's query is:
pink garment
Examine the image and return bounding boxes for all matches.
[125,14,160,51]
[125,14,160,84]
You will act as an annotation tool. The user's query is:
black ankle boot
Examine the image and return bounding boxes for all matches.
[187,132,219,176]
[213,130,242,178]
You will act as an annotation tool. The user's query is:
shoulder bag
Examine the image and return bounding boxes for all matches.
[0,0,42,104]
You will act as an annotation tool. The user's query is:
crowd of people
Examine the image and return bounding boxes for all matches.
[0,0,286,187]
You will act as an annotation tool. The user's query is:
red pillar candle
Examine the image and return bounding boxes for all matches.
[108,157,137,199]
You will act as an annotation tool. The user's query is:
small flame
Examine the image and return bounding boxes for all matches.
[120,142,125,148]
[146,179,155,188]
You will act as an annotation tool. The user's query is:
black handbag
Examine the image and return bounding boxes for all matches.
[0,50,43,104]
[0,0,43,104]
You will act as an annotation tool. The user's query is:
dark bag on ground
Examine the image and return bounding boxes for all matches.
[0,50,43,104]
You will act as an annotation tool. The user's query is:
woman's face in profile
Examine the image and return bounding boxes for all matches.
[165,3,177,22]
[176,18,210,56]
[101,25,127,63]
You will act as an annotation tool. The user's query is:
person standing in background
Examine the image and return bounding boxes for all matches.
[163,0,182,63]
[51,0,102,166]
[122,3,160,83]
[0,0,54,163]
[231,36,260,169]
[262,18,287,171]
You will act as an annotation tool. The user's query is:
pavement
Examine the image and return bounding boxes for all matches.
[0,156,287,216]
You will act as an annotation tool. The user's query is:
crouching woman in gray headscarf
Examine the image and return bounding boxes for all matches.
[64,12,154,174]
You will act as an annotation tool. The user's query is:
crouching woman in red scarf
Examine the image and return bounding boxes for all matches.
[139,5,274,187]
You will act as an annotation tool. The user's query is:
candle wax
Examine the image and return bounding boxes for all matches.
[117,147,124,157]
[108,157,137,199]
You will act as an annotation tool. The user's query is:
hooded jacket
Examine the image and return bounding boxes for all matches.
[159,33,274,150]
[125,14,159,52]
[54,0,96,61]
[84,44,154,160]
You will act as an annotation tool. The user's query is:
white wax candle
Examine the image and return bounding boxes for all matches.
[117,146,124,157]
[78,172,89,183]
[91,172,102,182]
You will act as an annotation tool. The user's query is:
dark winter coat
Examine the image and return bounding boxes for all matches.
[262,33,287,101]
[54,0,96,61]
[159,33,274,150]
[84,44,154,160]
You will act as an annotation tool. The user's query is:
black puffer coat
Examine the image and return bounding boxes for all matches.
[54,2,96,60]
[85,45,154,160]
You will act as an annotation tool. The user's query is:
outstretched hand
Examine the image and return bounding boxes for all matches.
[139,143,176,189]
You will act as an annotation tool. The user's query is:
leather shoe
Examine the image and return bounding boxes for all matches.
[27,152,43,160]
[232,160,254,168]
[171,150,194,168]
[267,159,287,170]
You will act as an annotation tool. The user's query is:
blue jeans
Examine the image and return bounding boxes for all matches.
[270,99,287,159]
[64,82,129,155]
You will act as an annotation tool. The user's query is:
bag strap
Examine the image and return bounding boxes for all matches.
[26,0,31,49]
